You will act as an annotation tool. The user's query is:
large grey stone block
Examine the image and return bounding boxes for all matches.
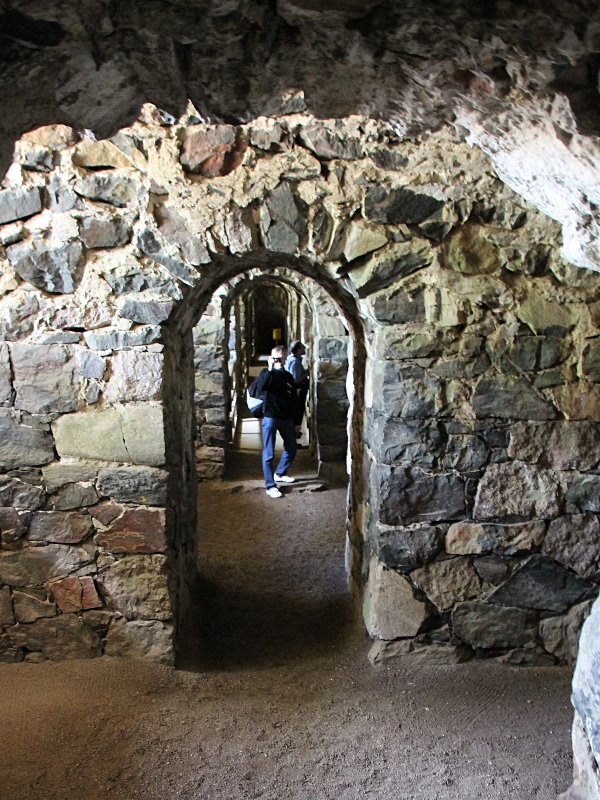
[582,339,600,383]
[136,226,200,285]
[83,326,161,350]
[0,476,46,510]
[379,467,465,526]
[371,287,426,325]
[377,525,445,570]
[118,296,174,324]
[446,520,545,556]
[11,344,79,414]
[299,123,362,160]
[13,589,57,623]
[28,511,94,544]
[42,461,99,494]
[364,185,443,225]
[452,601,539,649]
[0,186,41,224]
[489,555,594,613]
[367,415,442,468]
[566,474,600,513]
[79,214,132,248]
[73,170,138,207]
[6,238,84,294]
[0,409,55,471]
[473,377,557,419]
[98,466,168,505]
[52,404,165,466]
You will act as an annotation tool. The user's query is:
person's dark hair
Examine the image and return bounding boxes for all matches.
[290,340,304,355]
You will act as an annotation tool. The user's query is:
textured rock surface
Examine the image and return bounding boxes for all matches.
[53,405,165,465]
[95,509,167,554]
[489,555,594,613]
[0,545,92,587]
[49,576,101,614]
[446,521,546,556]
[540,600,593,665]
[363,558,426,640]
[377,526,445,570]
[543,516,600,577]
[103,618,174,664]
[7,614,101,660]
[0,410,54,470]
[411,557,481,612]
[98,555,171,621]
[474,463,561,520]
[104,351,163,402]
[452,602,539,650]
[28,511,93,545]
[508,422,600,471]
[12,589,57,623]
[97,467,168,506]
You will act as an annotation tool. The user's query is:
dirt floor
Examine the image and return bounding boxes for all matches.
[0,444,575,800]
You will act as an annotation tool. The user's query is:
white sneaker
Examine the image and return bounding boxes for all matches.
[274,474,295,483]
[266,486,283,498]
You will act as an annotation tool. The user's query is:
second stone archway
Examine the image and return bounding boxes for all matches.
[193,266,353,484]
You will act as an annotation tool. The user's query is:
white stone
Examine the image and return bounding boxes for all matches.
[342,223,387,262]
[104,351,163,402]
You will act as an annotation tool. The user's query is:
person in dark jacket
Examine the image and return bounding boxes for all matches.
[254,345,298,498]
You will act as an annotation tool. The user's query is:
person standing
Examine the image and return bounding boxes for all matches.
[254,345,297,498]
[285,340,310,442]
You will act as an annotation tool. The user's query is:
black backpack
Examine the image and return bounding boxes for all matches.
[246,379,264,418]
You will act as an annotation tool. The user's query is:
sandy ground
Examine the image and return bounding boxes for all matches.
[0,443,575,800]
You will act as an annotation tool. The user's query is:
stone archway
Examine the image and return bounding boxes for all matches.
[0,112,599,683]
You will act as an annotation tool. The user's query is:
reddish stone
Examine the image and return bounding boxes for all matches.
[49,576,102,613]
[95,508,166,554]
[80,576,102,610]
[28,511,93,544]
[89,503,123,527]
[179,125,246,177]
[50,576,83,613]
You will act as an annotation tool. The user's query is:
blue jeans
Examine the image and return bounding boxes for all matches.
[261,416,297,488]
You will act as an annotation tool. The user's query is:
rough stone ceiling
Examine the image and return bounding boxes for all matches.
[2,1,600,269]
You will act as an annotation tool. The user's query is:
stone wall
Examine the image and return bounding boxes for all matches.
[193,288,229,479]
[362,217,600,665]
[0,110,598,668]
